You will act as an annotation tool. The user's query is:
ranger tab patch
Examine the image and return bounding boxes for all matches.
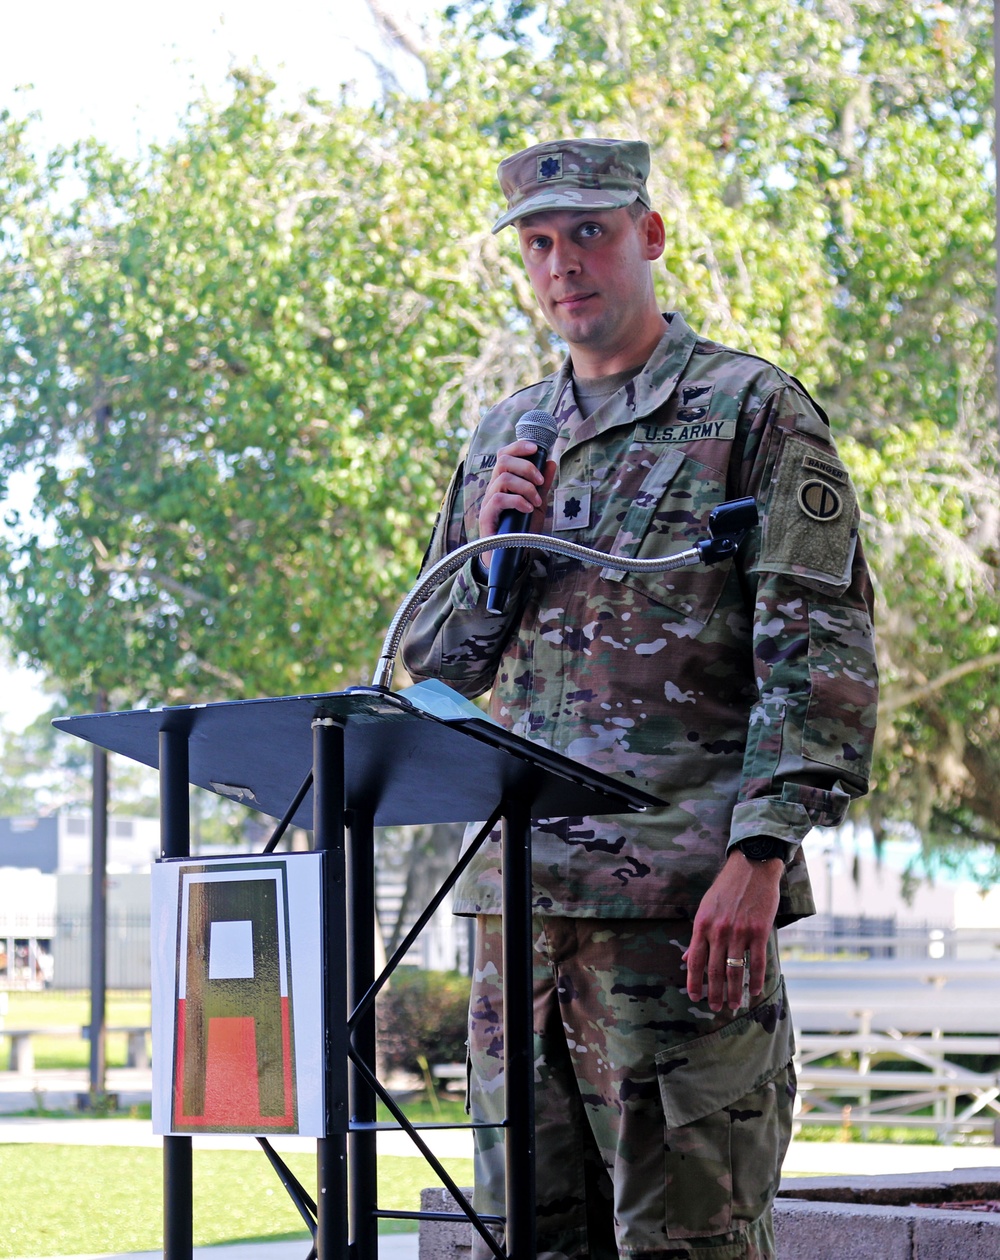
[802,453,849,485]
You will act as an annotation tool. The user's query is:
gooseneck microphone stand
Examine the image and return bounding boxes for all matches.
[53,496,756,1260]
[370,496,758,689]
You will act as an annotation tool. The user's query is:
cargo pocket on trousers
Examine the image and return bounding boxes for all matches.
[654,978,796,1240]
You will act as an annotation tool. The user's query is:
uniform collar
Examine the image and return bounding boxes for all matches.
[543,311,700,454]
[633,311,701,417]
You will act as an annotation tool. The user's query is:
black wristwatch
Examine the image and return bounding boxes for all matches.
[736,837,793,864]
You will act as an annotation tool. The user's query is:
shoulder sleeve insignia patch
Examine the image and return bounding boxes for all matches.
[797,478,843,522]
[754,433,858,593]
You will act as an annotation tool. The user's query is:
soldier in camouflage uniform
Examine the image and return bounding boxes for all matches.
[401,138,878,1259]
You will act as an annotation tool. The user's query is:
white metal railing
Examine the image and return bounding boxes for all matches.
[791,1005,1000,1143]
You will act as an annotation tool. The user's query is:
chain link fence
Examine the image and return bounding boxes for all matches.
[1,913,151,990]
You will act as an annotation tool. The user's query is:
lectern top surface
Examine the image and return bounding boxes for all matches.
[53,686,661,828]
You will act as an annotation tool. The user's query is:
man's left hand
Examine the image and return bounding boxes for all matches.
[682,849,783,1011]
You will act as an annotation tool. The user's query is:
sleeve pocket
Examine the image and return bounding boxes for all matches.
[803,604,878,775]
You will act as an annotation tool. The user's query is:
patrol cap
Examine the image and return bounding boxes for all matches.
[492,138,652,234]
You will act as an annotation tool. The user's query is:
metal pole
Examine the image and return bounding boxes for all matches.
[160,726,192,1260]
[501,805,536,1260]
[313,718,349,1260]
[994,0,999,417]
[87,688,109,1107]
[348,808,379,1258]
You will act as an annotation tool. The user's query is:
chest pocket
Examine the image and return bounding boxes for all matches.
[600,446,735,629]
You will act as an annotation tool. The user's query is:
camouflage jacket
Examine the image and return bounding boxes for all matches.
[401,313,878,923]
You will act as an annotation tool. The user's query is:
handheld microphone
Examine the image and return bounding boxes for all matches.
[486,409,559,615]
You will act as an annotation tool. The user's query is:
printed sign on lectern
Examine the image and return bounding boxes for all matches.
[151,854,325,1136]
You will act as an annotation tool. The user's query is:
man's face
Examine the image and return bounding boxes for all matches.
[515,206,665,369]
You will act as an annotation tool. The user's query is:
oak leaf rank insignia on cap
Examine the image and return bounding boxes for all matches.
[493,137,652,233]
[538,154,563,180]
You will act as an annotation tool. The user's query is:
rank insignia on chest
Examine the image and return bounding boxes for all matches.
[553,485,592,531]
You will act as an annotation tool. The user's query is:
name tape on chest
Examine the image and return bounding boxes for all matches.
[636,417,736,445]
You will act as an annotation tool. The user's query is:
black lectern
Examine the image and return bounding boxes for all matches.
[55,683,659,1259]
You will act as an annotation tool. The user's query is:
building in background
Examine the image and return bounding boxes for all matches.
[2,815,994,987]
[0,813,159,989]
[0,811,465,988]
[782,824,1000,960]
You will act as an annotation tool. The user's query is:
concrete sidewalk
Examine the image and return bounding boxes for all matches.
[3,1113,998,1173]
[12,1242,416,1260]
[0,1114,473,1159]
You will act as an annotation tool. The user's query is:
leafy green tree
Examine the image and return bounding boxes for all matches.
[419,0,999,850]
[0,76,493,706]
[0,0,996,862]
[0,708,92,816]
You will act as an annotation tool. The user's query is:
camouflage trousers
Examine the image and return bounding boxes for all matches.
[468,916,795,1260]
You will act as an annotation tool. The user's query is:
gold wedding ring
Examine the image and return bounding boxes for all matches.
[725,957,746,968]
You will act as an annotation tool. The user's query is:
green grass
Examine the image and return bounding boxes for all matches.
[2,989,152,1070]
[795,1124,947,1145]
[0,1144,474,1257]
[377,1095,468,1125]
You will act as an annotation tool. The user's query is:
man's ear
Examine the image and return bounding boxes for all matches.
[641,209,666,262]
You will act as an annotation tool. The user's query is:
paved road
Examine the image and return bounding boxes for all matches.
[0,1114,472,1158]
[3,1113,999,1172]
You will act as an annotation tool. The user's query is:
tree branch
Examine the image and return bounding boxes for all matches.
[174,646,245,694]
[93,557,225,610]
[881,651,1000,716]
[364,0,430,67]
